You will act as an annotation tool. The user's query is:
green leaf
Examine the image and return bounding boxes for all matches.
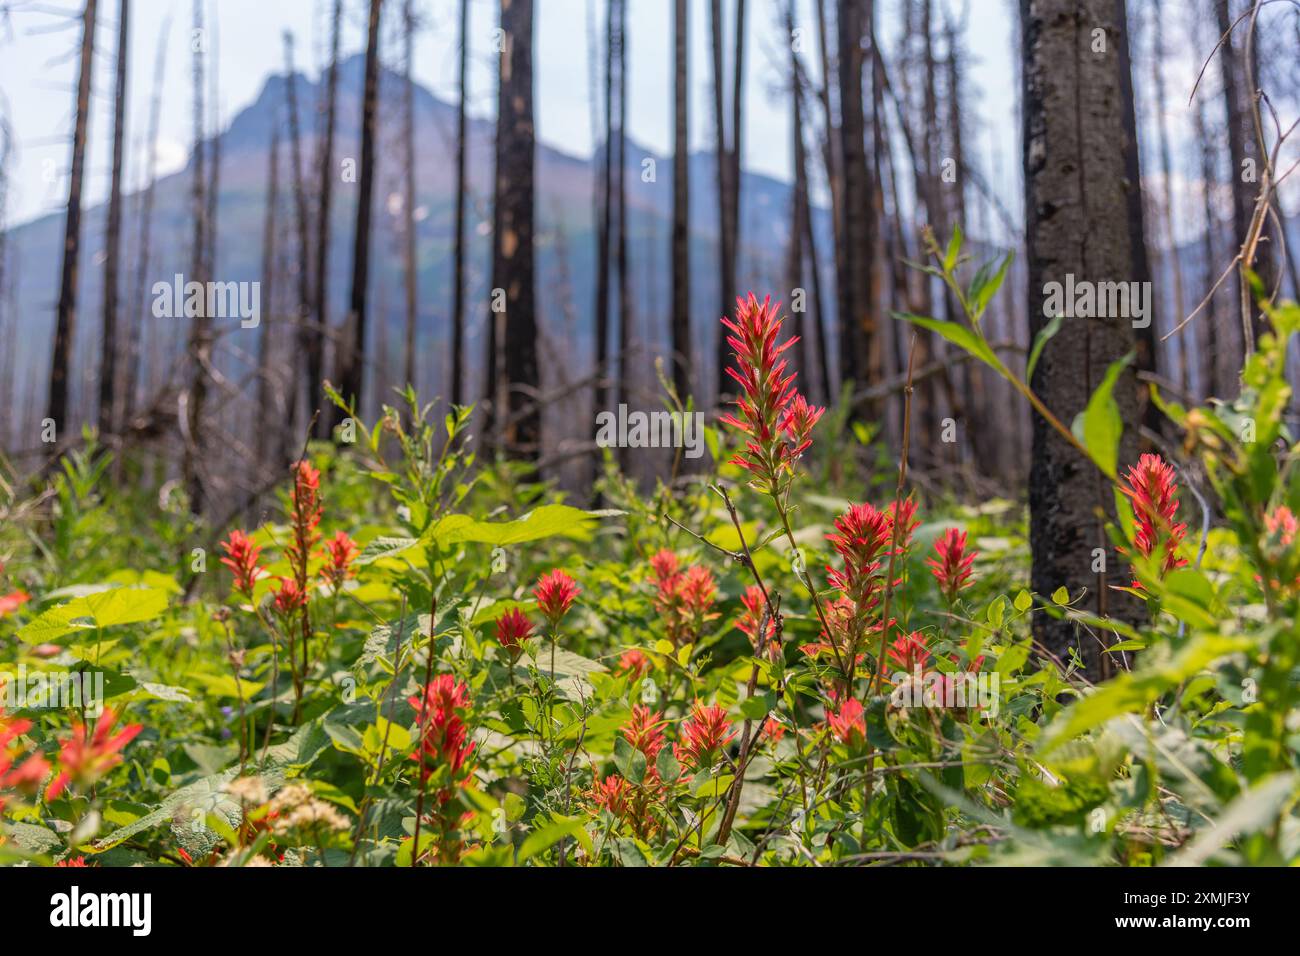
[1070,353,1134,479]
[428,505,621,547]
[355,536,420,566]
[518,814,592,863]
[893,313,1000,369]
[18,587,169,644]
[1025,313,1065,383]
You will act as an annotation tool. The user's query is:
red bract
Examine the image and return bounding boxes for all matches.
[45,709,142,800]
[886,631,931,673]
[495,607,533,661]
[1120,453,1188,582]
[409,675,476,785]
[927,528,977,604]
[534,569,580,627]
[272,577,308,615]
[717,294,825,494]
[220,530,265,597]
[0,590,29,617]
[827,698,866,747]
[674,703,737,772]
[737,584,780,660]
[320,531,359,588]
[679,565,717,616]
[1,707,49,814]
[616,648,651,679]
[652,559,718,646]
[590,774,632,818]
[649,549,680,584]
[286,461,323,578]
[621,705,666,762]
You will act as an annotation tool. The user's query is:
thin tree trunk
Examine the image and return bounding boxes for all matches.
[126,14,169,423]
[401,0,419,392]
[46,0,98,439]
[283,32,313,437]
[814,0,845,400]
[335,0,385,424]
[1150,0,1190,396]
[313,0,342,433]
[492,0,539,459]
[184,0,209,512]
[450,0,469,406]
[710,0,735,397]
[670,0,691,400]
[256,107,282,466]
[99,0,129,436]
[1021,0,1144,681]
[591,0,614,437]
[1193,93,1220,397]
[614,0,631,431]
[784,1,808,383]
[205,4,220,281]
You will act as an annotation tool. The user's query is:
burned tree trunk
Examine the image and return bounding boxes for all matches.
[401,0,419,393]
[1021,0,1145,680]
[98,0,129,437]
[46,0,98,439]
[256,106,282,466]
[491,0,539,458]
[283,32,313,432]
[614,0,631,427]
[184,0,210,512]
[450,0,470,406]
[590,0,614,436]
[836,0,879,404]
[670,0,691,400]
[335,0,385,425]
[1150,0,1189,395]
[313,0,343,432]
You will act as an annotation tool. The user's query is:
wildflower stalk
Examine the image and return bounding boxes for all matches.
[410,595,438,867]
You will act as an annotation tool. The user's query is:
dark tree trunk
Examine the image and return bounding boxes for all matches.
[450,0,469,406]
[836,0,879,405]
[670,0,691,400]
[814,0,845,400]
[283,32,313,434]
[99,0,129,436]
[710,0,740,399]
[591,0,614,437]
[1193,95,1220,398]
[401,0,419,393]
[312,0,342,434]
[335,0,385,425]
[184,0,209,512]
[126,14,169,423]
[256,105,281,466]
[492,0,539,459]
[1021,0,1145,681]
[614,0,631,432]
[784,1,808,385]
[46,0,98,438]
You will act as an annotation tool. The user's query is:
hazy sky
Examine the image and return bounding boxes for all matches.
[0,0,1023,230]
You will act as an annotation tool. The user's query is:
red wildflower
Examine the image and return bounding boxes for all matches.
[495,607,534,661]
[1120,453,1188,582]
[927,528,977,604]
[673,702,737,772]
[1,707,49,814]
[56,856,88,867]
[717,294,825,494]
[886,631,932,673]
[408,675,476,785]
[1266,505,1298,549]
[286,460,323,582]
[45,709,142,800]
[590,774,632,818]
[621,705,666,762]
[0,590,29,617]
[616,648,651,680]
[679,565,717,616]
[737,584,780,660]
[649,549,680,584]
[653,560,718,645]
[827,698,866,747]
[320,531,359,588]
[272,577,308,615]
[219,530,265,597]
[534,569,580,627]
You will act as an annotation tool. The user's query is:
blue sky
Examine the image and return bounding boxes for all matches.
[0,0,1024,231]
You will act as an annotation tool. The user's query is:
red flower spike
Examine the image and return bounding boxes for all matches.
[220,530,265,597]
[272,577,308,615]
[886,631,932,673]
[827,698,867,747]
[534,569,580,627]
[621,706,667,762]
[495,607,534,660]
[45,709,142,801]
[320,530,359,588]
[616,648,651,680]
[1120,453,1188,583]
[717,294,825,494]
[927,528,977,604]
[673,702,737,772]
[408,675,476,784]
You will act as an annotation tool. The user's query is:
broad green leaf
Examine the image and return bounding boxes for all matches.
[1025,313,1065,383]
[429,505,621,547]
[18,587,168,644]
[1070,353,1134,479]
